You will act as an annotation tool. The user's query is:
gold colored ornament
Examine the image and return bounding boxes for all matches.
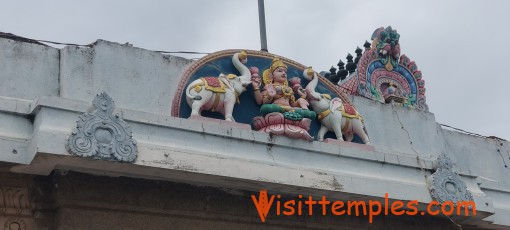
[317,109,331,121]
[262,70,272,85]
[200,78,226,93]
[193,84,202,93]
[282,85,293,97]
[263,57,287,85]
[371,38,379,50]
[384,56,394,71]
[239,51,247,60]
[306,66,314,77]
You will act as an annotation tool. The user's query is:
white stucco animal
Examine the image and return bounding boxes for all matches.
[185,52,252,121]
[303,68,371,144]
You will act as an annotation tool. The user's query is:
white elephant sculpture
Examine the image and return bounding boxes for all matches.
[303,68,371,144]
[185,52,252,121]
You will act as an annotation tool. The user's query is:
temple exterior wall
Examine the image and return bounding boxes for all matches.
[2,170,458,230]
[0,37,509,229]
[59,41,192,115]
[0,38,59,100]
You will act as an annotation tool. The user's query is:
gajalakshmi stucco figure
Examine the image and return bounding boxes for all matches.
[251,58,316,141]
[251,58,310,112]
[304,67,371,144]
[185,51,252,121]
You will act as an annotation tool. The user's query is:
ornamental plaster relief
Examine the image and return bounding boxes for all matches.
[428,153,473,204]
[66,92,138,163]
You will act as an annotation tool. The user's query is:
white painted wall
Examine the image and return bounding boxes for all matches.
[1,36,509,228]
[0,38,59,99]
[351,95,443,159]
[59,40,193,115]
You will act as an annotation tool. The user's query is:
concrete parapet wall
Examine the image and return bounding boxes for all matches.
[0,38,59,100]
[59,40,193,115]
[1,37,509,229]
[350,95,442,158]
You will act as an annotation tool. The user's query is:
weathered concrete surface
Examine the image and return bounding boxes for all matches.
[0,38,59,100]
[3,96,495,227]
[0,97,32,164]
[441,129,510,227]
[351,95,443,159]
[59,40,193,115]
[0,36,509,229]
[31,171,458,230]
[0,170,35,230]
[11,97,438,198]
[442,129,510,186]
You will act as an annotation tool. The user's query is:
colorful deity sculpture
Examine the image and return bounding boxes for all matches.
[337,26,428,111]
[304,67,371,144]
[252,58,310,112]
[174,50,371,144]
[251,58,316,141]
[184,51,252,121]
[372,26,401,71]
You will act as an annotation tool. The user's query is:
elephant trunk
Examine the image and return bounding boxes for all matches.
[303,67,321,101]
[232,52,251,85]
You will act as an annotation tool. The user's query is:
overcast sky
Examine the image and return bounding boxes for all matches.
[1,0,509,140]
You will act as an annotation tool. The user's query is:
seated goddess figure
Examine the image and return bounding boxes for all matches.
[252,58,315,120]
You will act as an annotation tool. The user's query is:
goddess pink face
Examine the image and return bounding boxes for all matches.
[272,67,287,83]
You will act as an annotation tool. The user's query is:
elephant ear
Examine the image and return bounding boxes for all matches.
[219,74,235,92]
[330,98,343,112]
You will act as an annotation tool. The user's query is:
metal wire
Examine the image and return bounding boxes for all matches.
[33,36,210,55]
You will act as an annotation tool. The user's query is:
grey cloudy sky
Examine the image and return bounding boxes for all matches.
[1,0,509,140]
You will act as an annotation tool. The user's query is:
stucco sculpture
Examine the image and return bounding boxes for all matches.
[372,26,400,71]
[304,67,371,144]
[66,92,138,162]
[251,58,309,111]
[251,58,316,141]
[428,153,473,204]
[174,50,369,143]
[335,26,428,111]
[185,51,252,121]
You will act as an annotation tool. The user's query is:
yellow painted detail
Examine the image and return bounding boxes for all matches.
[306,66,314,77]
[322,94,331,100]
[317,109,331,121]
[317,104,361,122]
[384,56,394,71]
[239,51,247,60]
[263,58,287,85]
[371,38,379,51]
[211,92,220,112]
[340,105,361,119]
[200,78,226,93]
[342,118,350,133]
[193,84,203,93]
